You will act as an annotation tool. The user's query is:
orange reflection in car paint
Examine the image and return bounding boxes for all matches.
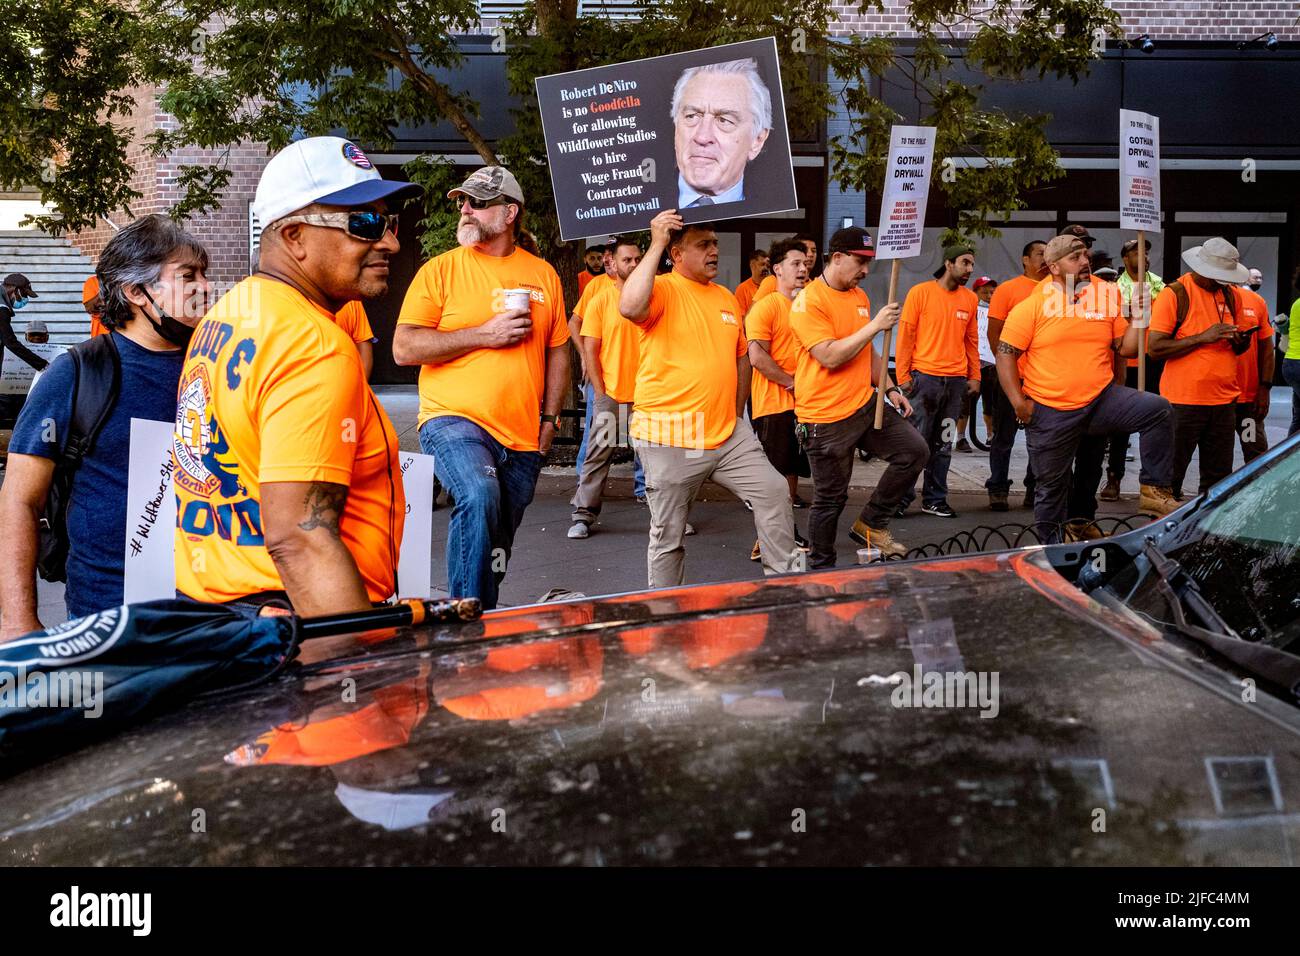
[225,666,432,768]
[439,637,604,721]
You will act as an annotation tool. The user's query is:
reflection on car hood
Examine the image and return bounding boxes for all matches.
[4,551,1299,866]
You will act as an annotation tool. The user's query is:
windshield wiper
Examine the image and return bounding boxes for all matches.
[1142,539,1241,640]
[1142,539,1300,702]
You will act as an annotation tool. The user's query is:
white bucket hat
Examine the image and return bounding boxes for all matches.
[1182,237,1250,284]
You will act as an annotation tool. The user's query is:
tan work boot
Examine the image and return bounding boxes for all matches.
[1099,474,1121,501]
[1063,518,1106,543]
[849,520,908,557]
[1139,484,1179,516]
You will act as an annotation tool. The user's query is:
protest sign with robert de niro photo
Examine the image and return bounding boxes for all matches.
[536,37,799,241]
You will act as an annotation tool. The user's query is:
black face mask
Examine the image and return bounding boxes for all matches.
[140,287,196,347]
[1249,283,1262,291]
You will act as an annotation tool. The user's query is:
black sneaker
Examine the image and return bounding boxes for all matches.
[921,502,957,518]
[893,504,909,518]
[955,438,973,453]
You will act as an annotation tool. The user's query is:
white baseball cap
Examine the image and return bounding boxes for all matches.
[252,136,423,228]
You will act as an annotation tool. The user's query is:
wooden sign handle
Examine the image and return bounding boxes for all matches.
[1136,229,1147,392]
[874,259,903,429]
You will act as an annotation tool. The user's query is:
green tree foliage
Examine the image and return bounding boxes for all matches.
[2,0,1120,254]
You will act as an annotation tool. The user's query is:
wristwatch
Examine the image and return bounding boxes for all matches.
[540,413,559,425]
[885,385,903,398]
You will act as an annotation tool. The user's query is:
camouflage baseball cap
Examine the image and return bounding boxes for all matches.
[448,166,525,205]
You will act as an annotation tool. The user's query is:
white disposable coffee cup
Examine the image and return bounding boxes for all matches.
[504,288,532,314]
[856,547,882,564]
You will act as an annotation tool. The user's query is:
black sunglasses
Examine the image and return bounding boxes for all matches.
[453,194,511,211]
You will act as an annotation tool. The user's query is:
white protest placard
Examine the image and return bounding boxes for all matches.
[1119,109,1161,233]
[874,125,937,260]
[0,343,67,395]
[121,426,437,604]
[396,451,436,599]
[122,418,178,604]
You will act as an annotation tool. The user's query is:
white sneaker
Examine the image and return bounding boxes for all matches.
[567,522,590,539]
[684,523,697,536]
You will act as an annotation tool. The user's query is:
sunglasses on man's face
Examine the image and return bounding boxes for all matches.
[274,210,399,242]
[454,194,511,211]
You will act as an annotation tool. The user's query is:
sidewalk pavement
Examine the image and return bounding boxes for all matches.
[18,386,1293,623]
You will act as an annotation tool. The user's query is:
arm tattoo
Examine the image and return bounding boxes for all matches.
[996,341,1021,356]
[299,482,348,538]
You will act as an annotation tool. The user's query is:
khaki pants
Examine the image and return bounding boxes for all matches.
[572,390,632,523]
[634,419,796,588]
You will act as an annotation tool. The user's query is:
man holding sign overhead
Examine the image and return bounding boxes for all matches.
[620,210,797,587]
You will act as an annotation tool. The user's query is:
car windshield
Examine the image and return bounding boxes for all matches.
[1109,444,1300,654]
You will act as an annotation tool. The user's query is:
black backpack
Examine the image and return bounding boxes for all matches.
[36,333,121,582]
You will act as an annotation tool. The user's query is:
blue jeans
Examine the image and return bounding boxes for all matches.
[576,380,645,496]
[1284,358,1300,437]
[420,416,546,610]
[899,372,968,508]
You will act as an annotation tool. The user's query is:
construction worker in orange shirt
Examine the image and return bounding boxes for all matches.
[894,242,982,518]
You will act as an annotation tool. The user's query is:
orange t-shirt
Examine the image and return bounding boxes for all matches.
[735,276,760,316]
[1236,287,1273,403]
[573,272,613,320]
[629,270,745,450]
[744,290,798,418]
[173,276,404,603]
[398,245,568,450]
[335,300,376,344]
[753,274,778,305]
[788,277,876,423]
[999,277,1127,411]
[577,270,596,296]
[895,280,980,382]
[579,283,639,404]
[986,273,1040,323]
[1151,274,1258,406]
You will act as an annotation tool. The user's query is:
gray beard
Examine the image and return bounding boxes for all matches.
[457,218,506,247]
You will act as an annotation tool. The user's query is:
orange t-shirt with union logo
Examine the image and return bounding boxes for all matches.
[629,270,745,450]
[895,280,980,383]
[788,278,876,423]
[1151,274,1258,406]
[334,300,376,344]
[398,245,568,450]
[173,276,404,604]
[580,283,640,404]
[1236,287,1273,403]
[744,291,798,418]
[999,277,1126,411]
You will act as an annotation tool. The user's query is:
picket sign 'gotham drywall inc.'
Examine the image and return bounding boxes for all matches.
[874,126,938,261]
[1119,109,1162,234]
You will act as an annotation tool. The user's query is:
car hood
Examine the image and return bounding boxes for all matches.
[4,550,1299,866]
